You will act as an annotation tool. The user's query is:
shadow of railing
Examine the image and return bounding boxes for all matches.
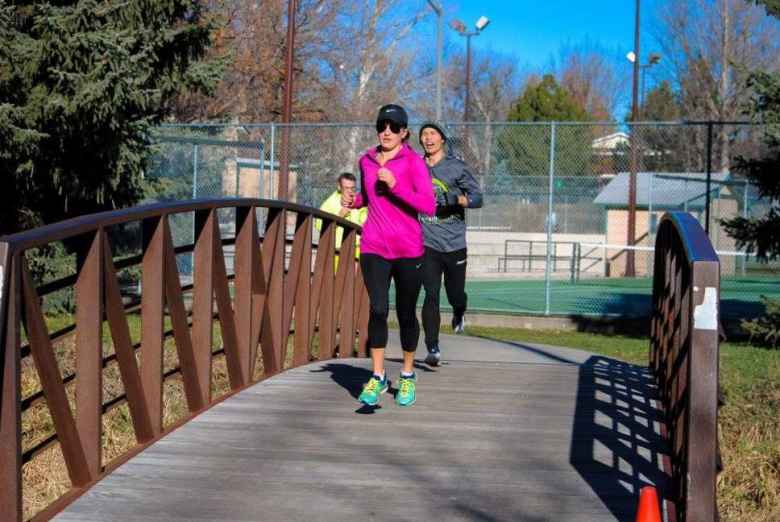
[570,355,671,521]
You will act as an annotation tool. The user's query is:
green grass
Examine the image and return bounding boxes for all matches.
[461,325,651,363]
[392,276,780,319]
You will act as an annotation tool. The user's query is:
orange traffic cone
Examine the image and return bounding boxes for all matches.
[635,486,662,522]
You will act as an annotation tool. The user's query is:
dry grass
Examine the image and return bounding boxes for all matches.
[717,346,780,521]
[18,312,283,520]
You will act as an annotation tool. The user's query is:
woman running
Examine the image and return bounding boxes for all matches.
[342,104,435,407]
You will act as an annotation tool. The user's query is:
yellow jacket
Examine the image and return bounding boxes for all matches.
[317,190,367,260]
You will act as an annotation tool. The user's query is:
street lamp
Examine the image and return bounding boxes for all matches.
[451,15,489,165]
[627,51,661,116]
[451,15,490,123]
[427,1,443,122]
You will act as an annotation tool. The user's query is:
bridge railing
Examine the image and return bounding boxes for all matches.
[650,212,720,521]
[0,198,369,521]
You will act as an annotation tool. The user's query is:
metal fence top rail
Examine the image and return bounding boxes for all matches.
[0,197,360,252]
[157,120,754,129]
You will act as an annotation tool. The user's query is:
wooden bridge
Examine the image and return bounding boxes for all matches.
[0,200,721,521]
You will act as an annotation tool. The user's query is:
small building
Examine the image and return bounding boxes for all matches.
[591,132,629,156]
[593,172,738,276]
[223,157,298,201]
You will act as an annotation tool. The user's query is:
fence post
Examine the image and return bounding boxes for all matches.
[0,245,22,522]
[258,141,266,199]
[270,123,276,198]
[741,178,748,275]
[192,143,199,199]
[544,122,556,315]
[705,121,713,235]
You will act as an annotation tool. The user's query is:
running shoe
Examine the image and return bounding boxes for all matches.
[395,374,417,407]
[358,375,388,406]
[425,345,441,366]
[452,313,465,334]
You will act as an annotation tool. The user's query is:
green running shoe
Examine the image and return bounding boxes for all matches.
[358,375,388,406]
[395,374,416,407]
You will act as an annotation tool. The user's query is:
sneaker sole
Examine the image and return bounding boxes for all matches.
[396,396,416,407]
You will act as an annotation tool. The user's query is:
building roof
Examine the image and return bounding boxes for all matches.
[591,132,629,151]
[593,172,731,209]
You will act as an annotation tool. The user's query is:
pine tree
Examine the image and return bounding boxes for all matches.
[497,74,594,179]
[720,0,780,345]
[636,81,686,171]
[0,1,222,236]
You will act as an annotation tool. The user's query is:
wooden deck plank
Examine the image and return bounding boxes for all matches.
[56,334,669,522]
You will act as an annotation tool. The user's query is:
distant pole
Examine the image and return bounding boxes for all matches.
[464,34,472,123]
[545,123,557,316]
[278,0,297,200]
[626,0,641,277]
[705,121,713,235]
[452,16,489,162]
[427,1,444,121]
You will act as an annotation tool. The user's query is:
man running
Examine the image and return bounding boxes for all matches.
[317,172,367,263]
[419,122,483,366]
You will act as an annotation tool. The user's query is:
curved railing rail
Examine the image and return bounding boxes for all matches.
[650,212,720,521]
[0,198,369,521]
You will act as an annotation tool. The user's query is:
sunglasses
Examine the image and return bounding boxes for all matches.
[376,120,404,134]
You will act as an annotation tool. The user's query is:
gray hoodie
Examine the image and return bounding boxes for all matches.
[420,155,484,252]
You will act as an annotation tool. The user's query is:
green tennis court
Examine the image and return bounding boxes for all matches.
[400,276,780,319]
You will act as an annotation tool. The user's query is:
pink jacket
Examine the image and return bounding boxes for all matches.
[354,143,435,259]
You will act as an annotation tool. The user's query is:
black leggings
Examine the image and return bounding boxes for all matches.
[422,247,468,348]
[360,254,423,352]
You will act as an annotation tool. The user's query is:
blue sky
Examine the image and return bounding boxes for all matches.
[437,0,660,70]
[423,0,663,118]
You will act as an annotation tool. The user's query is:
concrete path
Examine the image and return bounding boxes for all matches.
[56,333,670,522]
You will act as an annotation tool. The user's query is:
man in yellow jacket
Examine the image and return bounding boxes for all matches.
[317,173,367,262]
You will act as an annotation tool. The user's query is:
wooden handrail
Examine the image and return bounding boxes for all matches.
[0,198,369,521]
[650,212,720,521]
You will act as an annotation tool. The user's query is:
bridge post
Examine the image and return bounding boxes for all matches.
[75,230,105,478]
[193,209,217,403]
[286,213,313,367]
[687,260,720,521]
[141,217,166,436]
[0,246,22,521]
[651,212,721,520]
[259,208,285,374]
[235,206,259,383]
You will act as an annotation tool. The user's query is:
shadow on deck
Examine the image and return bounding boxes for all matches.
[56,335,669,522]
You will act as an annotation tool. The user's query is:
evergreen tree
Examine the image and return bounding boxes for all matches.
[497,74,594,178]
[0,1,222,236]
[507,74,589,122]
[721,0,780,345]
[636,81,686,171]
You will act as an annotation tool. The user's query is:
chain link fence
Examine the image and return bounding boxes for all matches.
[146,121,779,322]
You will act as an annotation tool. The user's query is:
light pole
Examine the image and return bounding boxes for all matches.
[452,16,489,163]
[628,51,661,117]
[625,0,640,277]
[427,1,443,122]
[451,15,489,123]
[279,0,297,201]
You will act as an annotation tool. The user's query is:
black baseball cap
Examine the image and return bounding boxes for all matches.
[376,104,408,127]
[419,121,448,142]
